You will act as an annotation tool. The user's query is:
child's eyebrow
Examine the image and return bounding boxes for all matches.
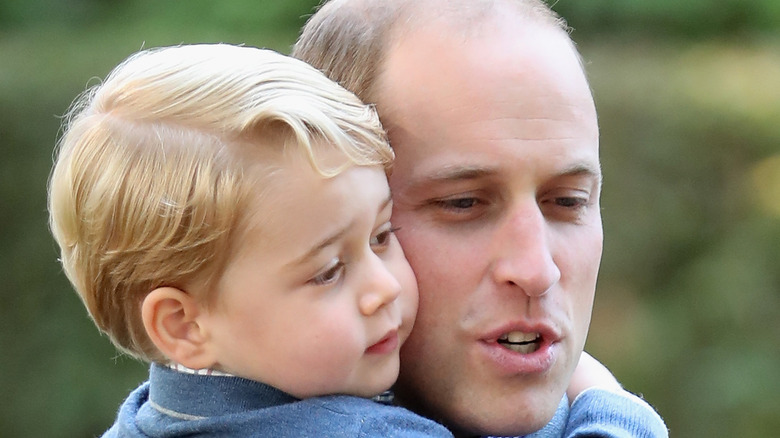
[290,226,351,268]
[289,194,392,267]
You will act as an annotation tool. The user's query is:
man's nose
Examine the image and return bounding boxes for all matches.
[359,253,402,316]
[490,201,561,297]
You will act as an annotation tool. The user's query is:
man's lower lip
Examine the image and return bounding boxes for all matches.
[366,332,399,354]
[479,340,556,374]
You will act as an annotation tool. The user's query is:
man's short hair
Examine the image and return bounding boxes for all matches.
[293,0,570,105]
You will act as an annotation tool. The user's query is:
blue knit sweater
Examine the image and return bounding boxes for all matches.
[102,364,667,437]
[521,389,668,438]
[102,364,452,437]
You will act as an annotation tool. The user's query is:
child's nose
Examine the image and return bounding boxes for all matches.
[358,255,402,316]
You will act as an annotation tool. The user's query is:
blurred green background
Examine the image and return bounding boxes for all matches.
[1,1,778,436]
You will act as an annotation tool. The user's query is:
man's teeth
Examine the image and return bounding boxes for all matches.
[497,331,540,354]
[499,331,539,343]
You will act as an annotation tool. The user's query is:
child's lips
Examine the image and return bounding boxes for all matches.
[365,330,399,354]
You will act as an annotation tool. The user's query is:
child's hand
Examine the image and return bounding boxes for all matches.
[567,351,623,404]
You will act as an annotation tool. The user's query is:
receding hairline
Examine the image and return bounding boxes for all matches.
[294,0,574,107]
[315,0,569,30]
[383,0,577,72]
[398,0,568,35]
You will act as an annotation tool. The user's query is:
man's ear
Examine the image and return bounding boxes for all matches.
[141,287,216,370]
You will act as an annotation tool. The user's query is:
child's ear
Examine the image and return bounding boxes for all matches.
[141,287,216,370]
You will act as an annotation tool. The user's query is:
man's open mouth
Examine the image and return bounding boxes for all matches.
[497,331,541,354]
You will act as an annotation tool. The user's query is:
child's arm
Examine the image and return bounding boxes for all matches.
[563,352,668,437]
[567,351,624,400]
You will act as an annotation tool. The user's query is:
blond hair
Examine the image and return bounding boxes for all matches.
[293,0,571,105]
[48,44,392,362]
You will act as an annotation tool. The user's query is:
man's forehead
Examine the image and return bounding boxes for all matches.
[377,21,586,116]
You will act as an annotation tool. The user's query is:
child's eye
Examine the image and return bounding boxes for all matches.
[309,258,344,285]
[369,225,399,251]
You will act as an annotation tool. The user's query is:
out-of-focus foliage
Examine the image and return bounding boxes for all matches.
[582,36,780,437]
[555,0,780,38]
[1,1,777,437]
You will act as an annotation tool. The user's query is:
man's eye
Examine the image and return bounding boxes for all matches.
[310,259,344,285]
[541,192,593,223]
[554,197,587,208]
[435,197,479,210]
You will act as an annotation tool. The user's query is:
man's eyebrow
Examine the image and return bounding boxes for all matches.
[287,194,393,267]
[558,163,603,189]
[410,162,601,185]
[416,165,496,183]
[559,163,602,179]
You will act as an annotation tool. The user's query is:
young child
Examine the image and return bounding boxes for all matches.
[48,43,452,437]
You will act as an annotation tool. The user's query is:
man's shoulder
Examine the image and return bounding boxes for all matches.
[567,388,668,437]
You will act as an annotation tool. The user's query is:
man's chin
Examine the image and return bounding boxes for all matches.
[443,398,562,438]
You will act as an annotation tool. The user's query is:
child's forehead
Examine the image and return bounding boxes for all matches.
[229,133,391,242]
[236,144,357,227]
[228,159,389,266]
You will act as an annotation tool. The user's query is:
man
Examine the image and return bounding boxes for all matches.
[293,0,666,436]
